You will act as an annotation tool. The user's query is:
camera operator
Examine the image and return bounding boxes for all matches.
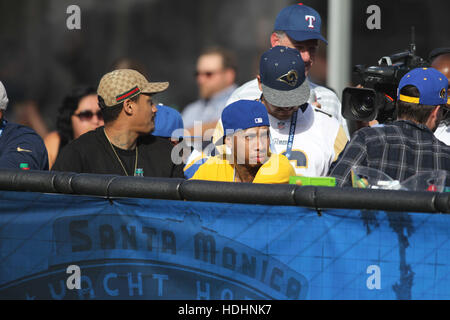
[430,48,450,145]
[328,67,450,187]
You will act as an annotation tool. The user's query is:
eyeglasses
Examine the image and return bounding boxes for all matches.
[74,110,103,121]
[194,70,223,78]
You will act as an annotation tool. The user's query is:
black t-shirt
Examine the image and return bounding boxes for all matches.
[111,144,138,176]
[52,127,184,178]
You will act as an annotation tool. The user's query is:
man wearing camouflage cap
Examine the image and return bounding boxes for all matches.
[53,69,184,178]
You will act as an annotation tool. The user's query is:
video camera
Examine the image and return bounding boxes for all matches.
[342,30,429,123]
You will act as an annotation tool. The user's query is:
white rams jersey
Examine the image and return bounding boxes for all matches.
[226,78,350,138]
[268,105,347,176]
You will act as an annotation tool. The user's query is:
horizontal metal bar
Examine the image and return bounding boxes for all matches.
[0,169,448,213]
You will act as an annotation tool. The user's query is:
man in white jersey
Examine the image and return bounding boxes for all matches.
[258,46,348,176]
[226,3,349,138]
[204,46,348,177]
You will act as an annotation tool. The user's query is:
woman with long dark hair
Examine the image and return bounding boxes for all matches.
[44,86,104,168]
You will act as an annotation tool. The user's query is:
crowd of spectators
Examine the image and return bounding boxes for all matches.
[1,3,449,190]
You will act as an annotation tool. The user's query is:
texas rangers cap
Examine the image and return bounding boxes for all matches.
[0,81,8,111]
[259,46,310,108]
[274,3,327,44]
[97,69,169,107]
[398,67,449,106]
[219,100,269,142]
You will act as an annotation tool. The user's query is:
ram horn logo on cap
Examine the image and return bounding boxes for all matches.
[277,70,299,87]
[440,88,446,99]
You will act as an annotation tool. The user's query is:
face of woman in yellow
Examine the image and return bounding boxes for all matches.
[226,126,270,167]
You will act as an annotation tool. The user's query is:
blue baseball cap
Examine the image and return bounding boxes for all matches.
[152,104,184,139]
[220,100,269,142]
[274,3,327,44]
[398,68,449,106]
[260,46,310,108]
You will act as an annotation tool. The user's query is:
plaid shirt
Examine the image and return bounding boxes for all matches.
[328,120,450,187]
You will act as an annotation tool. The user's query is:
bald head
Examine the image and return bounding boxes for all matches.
[431,53,450,81]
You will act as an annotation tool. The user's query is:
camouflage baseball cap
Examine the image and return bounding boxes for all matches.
[97,69,169,107]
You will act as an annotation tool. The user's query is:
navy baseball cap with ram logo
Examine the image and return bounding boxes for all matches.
[259,46,310,108]
[274,3,327,44]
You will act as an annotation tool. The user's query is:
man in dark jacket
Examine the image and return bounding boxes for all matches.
[329,67,450,187]
[0,81,48,170]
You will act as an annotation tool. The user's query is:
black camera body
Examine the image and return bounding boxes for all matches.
[342,46,429,123]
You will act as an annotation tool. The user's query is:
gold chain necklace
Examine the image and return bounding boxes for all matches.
[103,128,138,176]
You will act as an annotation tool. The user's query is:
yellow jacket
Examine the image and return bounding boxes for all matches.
[191,153,295,184]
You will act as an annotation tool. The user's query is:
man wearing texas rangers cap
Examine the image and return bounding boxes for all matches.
[53,69,184,178]
[225,2,349,137]
[329,67,450,187]
[191,100,295,184]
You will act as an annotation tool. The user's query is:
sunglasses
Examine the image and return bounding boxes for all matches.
[74,110,103,121]
[194,70,223,78]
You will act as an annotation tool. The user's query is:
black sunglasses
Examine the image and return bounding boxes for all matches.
[194,70,222,78]
[74,110,103,121]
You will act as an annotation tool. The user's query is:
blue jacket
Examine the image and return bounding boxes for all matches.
[0,119,49,170]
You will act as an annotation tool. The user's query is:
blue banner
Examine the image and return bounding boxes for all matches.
[0,190,449,300]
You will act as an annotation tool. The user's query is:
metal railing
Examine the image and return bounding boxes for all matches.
[0,169,449,213]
